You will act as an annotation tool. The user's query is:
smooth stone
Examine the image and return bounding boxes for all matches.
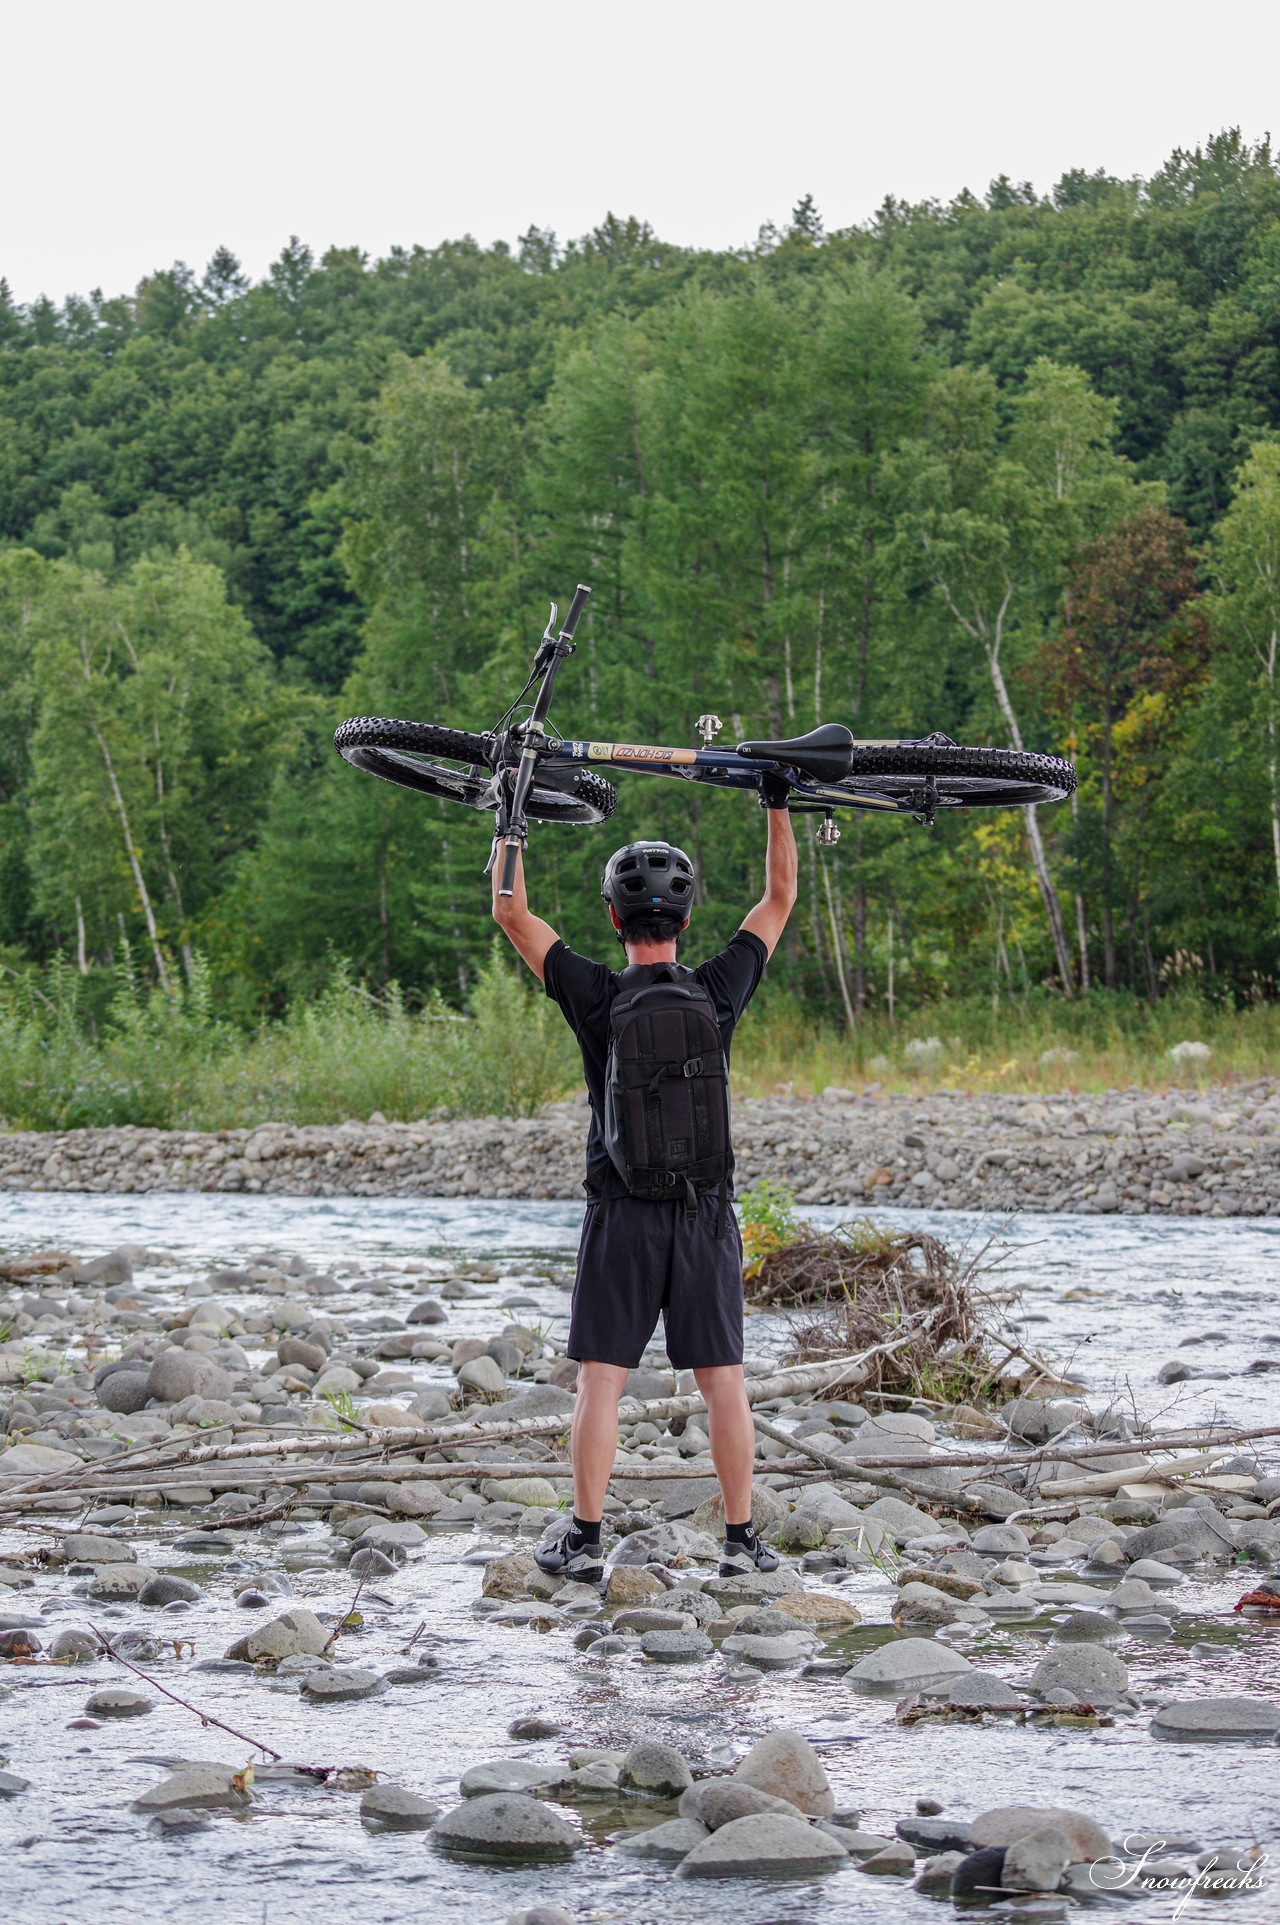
[734,1727,833,1818]
[769,1591,861,1626]
[1050,1611,1123,1644]
[138,1576,203,1607]
[0,1771,30,1797]
[457,1355,507,1396]
[460,1760,558,1797]
[609,1522,720,1568]
[971,1805,1112,1862]
[300,1669,385,1702]
[952,1846,1008,1900]
[1122,1561,1186,1588]
[898,1815,975,1851]
[1028,1646,1129,1705]
[61,1534,136,1565]
[48,1628,99,1661]
[83,1688,152,1718]
[360,1782,440,1828]
[432,1792,579,1859]
[617,1740,692,1797]
[611,1608,693,1634]
[243,1607,329,1663]
[857,1839,917,1876]
[913,1849,967,1892]
[971,1524,1031,1555]
[944,1672,1025,1711]
[1150,1698,1280,1742]
[133,1766,251,1813]
[680,1782,799,1828]
[725,1633,814,1668]
[87,1565,159,1600]
[146,1350,233,1404]
[615,1817,710,1859]
[1001,1824,1073,1893]
[0,1443,82,1474]
[678,1812,848,1877]
[640,1629,712,1662]
[846,1637,973,1694]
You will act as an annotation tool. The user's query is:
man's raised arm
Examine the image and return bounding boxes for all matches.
[740,805,799,958]
[491,845,561,981]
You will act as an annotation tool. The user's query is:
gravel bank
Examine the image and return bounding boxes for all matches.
[2,1080,1278,1215]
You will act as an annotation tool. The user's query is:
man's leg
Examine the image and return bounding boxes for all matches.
[571,1360,629,1521]
[692,1364,755,1524]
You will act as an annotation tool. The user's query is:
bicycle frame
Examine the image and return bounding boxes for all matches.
[525,736,905,814]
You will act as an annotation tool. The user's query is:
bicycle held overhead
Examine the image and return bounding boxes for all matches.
[334,582,1076,886]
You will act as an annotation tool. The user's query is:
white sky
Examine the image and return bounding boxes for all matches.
[5,0,1279,305]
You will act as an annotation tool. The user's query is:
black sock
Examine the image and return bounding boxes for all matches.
[725,1520,757,1546]
[570,1515,602,1547]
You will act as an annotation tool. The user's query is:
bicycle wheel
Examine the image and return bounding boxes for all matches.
[838,742,1075,808]
[334,718,618,823]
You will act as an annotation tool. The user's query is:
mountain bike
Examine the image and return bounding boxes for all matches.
[334,584,1076,896]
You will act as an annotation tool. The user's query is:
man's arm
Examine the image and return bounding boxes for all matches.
[491,844,560,981]
[740,806,799,958]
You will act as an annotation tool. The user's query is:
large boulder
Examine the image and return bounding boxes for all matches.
[678,1812,847,1877]
[970,1805,1111,1862]
[1122,1512,1235,1562]
[146,1349,232,1405]
[733,1729,833,1817]
[432,1793,579,1859]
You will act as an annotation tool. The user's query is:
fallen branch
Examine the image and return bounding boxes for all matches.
[88,1621,283,1760]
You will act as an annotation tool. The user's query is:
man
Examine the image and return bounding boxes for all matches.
[491,797,798,1585]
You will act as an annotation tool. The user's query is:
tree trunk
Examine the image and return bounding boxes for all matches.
[887,909,895,1025]
[90,721,168,989]
[821,860,856,1031]
[75,897,88,976]
[982,639,1075,995]
[1266,626,1280,911]
[853,869,867,1012]
[1101,693,1116,989]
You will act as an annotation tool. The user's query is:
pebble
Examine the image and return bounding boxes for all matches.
[432,1792,580,1859]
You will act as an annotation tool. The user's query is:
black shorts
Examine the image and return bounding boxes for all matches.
[567,1192,745,1371]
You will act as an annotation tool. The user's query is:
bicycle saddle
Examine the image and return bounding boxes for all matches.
[737,723,854,782]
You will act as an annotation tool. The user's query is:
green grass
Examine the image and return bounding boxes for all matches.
[0,950,1271,1133]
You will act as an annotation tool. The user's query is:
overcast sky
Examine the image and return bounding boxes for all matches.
[5,0,1279,305]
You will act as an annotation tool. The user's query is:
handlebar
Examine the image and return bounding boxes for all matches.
[560,582,591,642]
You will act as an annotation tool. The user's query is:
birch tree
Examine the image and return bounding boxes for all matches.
[1209,442,1280,913]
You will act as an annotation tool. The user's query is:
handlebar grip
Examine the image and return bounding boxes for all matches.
[497,839,521,898]
[559,583,591,641]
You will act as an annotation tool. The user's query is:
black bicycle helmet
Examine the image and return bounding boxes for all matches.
[601,841,696,918]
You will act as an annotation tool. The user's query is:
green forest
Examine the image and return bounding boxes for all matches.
[4,129,1280,1118]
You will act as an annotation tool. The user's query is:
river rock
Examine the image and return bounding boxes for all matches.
[348,1548,398,1580]
[1122,1512,1234,1561]
[360,1519,426,1550]
[277,1338,327,1371]
[898,1815,975,1851]
[971,1805,1111,1861]
[1001,1823,1072,1892]
[1150,1697,1280,1741]
[483,1554,539,1599]
[609,1522,719,1568]
[360,1782,440,1828]
[617,1740,693,1796]
[315,1366,361,1394]
[48,1628,99,1661]
[679,1812,847,1877]
[244,1606,330,1663]
[913,1849,968,1892]
[432,1792,579,1859]
[139,1575,203,1606]
[1003,1399,1086,1443]
[734,1728,833,1817]
[146,1349,233,1404]
[615,1816,710,1859]
[457,1355,506,1396]
[133,1765,252,1813]
[493,1384,576,1421]
[0,1442,82,1475]
[1028,1646,1129,1704]
[952,1846,1009,1900]
[1121,1562,1186,1589]
[460,1760,559,1797]
[97,1371,151,1414]
[84,1687,152,1717]
[1050,1610,1123,1644]
[857,1839,917,1875]
[770,1591,861,1626]
[87,1564,159,1599]
[691,1486,788,1534]
[680,1781,799,1827]
[846,1637,973,1694]
[300,1668,385,1702]
[641,1628,712,1662]
[61,1533,135,1564]
[971,1523,1031,1555]
[863,1495,937,1537]
[703,1567,802,1608]
[606,1566,667,1606]
[895,1581,986,1625]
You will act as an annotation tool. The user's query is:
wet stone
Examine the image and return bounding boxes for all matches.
[133,1766,251,1813]
[360,1782,440,1828]
[735,1728,833,1818]
[1150,1697,1280,1741]
[680,1781,799,1827]
[617,1740,692,1797]
[461,1760,557,1797]
[640,1628,712,1662]
[433,1792,579,1860]
[138,1576,203,1606]
[83,1687,152,1717]
[615,1816,710,1859]
[300,1668,385,1702]
[679,1812,848,1877]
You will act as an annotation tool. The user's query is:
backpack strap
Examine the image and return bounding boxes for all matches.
[715,1175,728,1241]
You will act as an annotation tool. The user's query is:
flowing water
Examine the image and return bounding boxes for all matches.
[1,1195,1278,1924]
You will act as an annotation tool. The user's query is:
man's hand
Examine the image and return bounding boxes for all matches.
[740,806,798,958]
[491,842,560,981]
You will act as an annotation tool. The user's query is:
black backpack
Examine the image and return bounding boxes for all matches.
[602,964,731,1231]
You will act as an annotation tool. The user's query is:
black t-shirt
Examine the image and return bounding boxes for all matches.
[544,929,768,1196]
